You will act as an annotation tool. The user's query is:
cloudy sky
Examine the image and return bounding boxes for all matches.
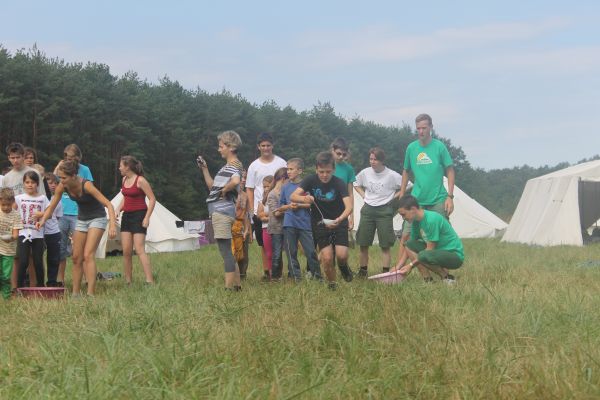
[2,0,599,169]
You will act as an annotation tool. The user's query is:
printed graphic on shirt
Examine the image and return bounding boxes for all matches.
[420,228,429,242]
[416,152,433,165]
[312,188,336,202]
[367,181,385,194]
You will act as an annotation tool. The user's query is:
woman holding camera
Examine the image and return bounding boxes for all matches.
[197,131,244,291]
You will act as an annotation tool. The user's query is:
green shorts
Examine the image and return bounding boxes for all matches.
[401,201,448,237]
[356,203,396,248]
[405,239,463,269]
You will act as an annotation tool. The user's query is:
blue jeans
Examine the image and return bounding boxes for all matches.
[59,215,77,260]
[283,227,322,281]
[271,233,285,279]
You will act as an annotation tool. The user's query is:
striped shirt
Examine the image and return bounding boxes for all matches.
[206,160,243,218]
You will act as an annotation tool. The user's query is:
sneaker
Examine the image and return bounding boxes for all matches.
[382,267,390,273]
[443,274,456,285]
[327,282,338,291]
[357,268,368,279]
[339,265,353,282]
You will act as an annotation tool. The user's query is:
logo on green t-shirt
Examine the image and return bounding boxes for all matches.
[416,152,433,165]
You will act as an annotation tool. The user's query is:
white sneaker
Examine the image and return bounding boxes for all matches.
[443,274,456,285]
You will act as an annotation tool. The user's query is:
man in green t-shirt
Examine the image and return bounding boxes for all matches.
[395,113,456,280]
[394,195,463,283]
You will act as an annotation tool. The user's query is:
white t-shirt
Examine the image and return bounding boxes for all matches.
[0,175,3,188]
[246,155,287,214]
[354,167,403,206]
[15,193,49,240]
[1,167,46,196]
[44,200,63,235]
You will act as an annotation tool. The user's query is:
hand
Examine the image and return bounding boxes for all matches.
[142,217,150,228]
[290,202,299,210]
[326,218,341,230]
[196,156,208,169]
[35,220,46,230]
[108,223,117,239]
[304,195,315,204]
[444,197,454,216]
[398,263,413,275]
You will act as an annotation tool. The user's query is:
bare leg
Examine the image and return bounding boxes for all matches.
[71,231,87,295]
[82,228,105,295]
[320,246,336,283]
[133,233,153,283]
[381,247,391,270]
[359,246,369,268]
[58,259,66,283]
[11,257,18,290]
[121,232,134,284]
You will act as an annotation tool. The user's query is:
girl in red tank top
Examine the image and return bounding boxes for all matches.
[115,156,156,285]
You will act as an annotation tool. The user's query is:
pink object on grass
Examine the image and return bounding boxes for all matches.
[17,287,65,299]
[368,270,406,284]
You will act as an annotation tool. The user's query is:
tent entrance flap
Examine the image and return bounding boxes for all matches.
[578,180,600,229]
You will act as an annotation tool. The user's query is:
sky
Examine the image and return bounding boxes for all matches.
[1,0,599,169]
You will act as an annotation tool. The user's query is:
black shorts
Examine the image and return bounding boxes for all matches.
[121,210,148,235]
[313,223,349,250]
[252,214,264,247]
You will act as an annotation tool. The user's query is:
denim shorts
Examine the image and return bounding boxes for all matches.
[76,216,108,232]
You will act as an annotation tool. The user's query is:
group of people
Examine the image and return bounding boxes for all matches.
[0,143,156,298]
[200,113,465,291]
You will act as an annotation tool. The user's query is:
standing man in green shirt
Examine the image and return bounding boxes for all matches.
[395,113,456,280]
[395,195,463,283]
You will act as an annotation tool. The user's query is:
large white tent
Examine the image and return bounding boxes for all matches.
[96,193,200,258]
[353,179,507,240]
[502,160,600,246]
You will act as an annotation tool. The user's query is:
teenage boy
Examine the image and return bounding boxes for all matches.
[394,195,464,283]
[1,143,45,289]
[353,147,403,277]
[246,132,287,279]
[331,137,356,230]
[291,152,353,289]
[278,158,322,282]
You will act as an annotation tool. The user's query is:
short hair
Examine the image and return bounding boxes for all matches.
[330,137,349,151]
[398,194,420,210]
[23,170,40,186]
[64,144,83,161]
[58,160,79,177]
[218,130,242,152]
[257,132,273,144]
[316,151,335,168]
[287,158,304,170]
[24,147,37,162]
[120,155,144,176]
[5,143,25,156]
[415,114,433,126]
[369,147,386,162]
[262,175,274,184]
[44,172,59,184]
[0,188,15,203]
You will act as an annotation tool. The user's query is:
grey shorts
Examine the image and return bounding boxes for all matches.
[76,217,108,232]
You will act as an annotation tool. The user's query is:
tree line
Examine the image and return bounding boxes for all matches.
[1,46,596,221]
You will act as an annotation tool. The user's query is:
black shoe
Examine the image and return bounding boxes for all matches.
[424,277,434,283]
[327,282,338,291]
[382,267,390,273]
[339,265,353,282]
[357,267,368,279]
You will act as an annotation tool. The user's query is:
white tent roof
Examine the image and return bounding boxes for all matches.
[96,193,200,258]
[502,160,600,247]
[353,179,507,239]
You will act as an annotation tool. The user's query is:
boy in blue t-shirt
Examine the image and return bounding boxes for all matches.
[279,158,322,281]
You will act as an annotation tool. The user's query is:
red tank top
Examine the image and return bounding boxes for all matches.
[121,175,147,212]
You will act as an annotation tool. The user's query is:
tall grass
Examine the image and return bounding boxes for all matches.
[1,239,600,398]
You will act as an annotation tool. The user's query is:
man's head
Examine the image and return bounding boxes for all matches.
[5,143,25,170]
[217,130,242,158]
[0,188,15,214]
[63,144,83,163]
[315,151,335,183]
[287,158,304,182]
[397,194,420,223]
[24,147,37,167]
[369,147,386,171]
[257,132,274,157]
[415,113,433,144]
[330,137,349,164]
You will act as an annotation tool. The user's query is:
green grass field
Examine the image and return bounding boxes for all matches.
[2,239,600,399]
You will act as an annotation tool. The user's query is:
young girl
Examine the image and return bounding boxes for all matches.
[38,160,116,296]
[257,175,274,281]
[114,156,156,285]
[43,173,63,286]
[267,168,288,281]
[15,171,49,287]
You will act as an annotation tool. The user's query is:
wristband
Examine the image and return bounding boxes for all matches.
[448,194,454,199]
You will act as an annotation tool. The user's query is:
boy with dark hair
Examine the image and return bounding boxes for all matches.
[394,194,464,283]
[279,158,322,282]
[331,137,356,231]
[290,152,353,289]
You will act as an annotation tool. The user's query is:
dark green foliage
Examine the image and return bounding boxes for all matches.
[0,46,593,220]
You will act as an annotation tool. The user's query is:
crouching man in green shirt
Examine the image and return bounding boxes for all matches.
[393,194,464,283]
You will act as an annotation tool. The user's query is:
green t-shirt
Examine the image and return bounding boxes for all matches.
[411,210,464,260]
[334,161,356,185]
[403,138,453,206]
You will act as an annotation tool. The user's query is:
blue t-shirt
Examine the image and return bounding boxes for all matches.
[280,181,311,231]
[61,164,93,216]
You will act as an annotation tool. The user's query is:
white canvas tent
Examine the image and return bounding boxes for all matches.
[353,179,507,240]
[96,193,200,258]
[502,160,600,246]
